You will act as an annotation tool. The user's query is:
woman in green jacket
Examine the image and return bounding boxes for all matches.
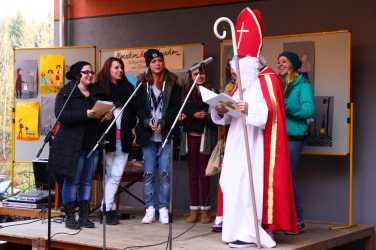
[277,51,315,233]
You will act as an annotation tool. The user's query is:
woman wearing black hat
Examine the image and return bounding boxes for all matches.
[277,51,315,233]
[135,49,181,224]
[49,61,110,230]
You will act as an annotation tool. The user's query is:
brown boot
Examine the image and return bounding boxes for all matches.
[200,210,211,224]
[185,208,199,223]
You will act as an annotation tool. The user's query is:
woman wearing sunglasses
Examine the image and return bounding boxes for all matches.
[49,61,110,230]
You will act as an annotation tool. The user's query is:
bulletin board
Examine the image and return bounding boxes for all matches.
[13,46,96,163]
[220,30,351,155]
[100,43,204,86]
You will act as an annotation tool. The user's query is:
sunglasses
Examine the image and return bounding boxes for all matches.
[81,70,95,75]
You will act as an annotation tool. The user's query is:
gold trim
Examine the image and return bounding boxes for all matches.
[14,45,96,51]
[264,75,278,224]
[11,48,16,194]
[302,152,348,156]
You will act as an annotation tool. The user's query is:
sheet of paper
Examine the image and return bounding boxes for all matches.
[92,100,114,119]
[199,86,240,118]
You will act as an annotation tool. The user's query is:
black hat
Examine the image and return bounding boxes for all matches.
[144,49,164,67]
[66,61,91,80]
[278,51,302,71]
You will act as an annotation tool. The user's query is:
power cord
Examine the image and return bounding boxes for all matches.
[123,222,197,250]
[51,228,82,239]
[0,218,43,229]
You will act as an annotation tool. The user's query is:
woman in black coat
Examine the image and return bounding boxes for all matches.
[180,64,217,224]
[96,57,137,225]
[49,61,110,229]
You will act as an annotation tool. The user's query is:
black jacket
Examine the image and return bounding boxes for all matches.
[135,71,181,146]
[95,79,137,153]
[49,81,104,179]
[182,87,217,134]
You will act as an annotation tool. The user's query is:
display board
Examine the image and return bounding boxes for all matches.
[220,30,351,155]
[100,43,204,86]
[13,46,96,162]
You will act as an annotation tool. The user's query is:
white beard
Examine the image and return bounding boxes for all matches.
[230,56,260,90]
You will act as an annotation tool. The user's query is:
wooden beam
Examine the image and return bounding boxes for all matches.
[54,0,248,20]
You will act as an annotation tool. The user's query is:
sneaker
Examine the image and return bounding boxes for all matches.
[159,207,169,224]
[141,207,155,224]
[211,216,223,232]
[298,222,306,233]
[285,221,306,235]
[228,240,256,248]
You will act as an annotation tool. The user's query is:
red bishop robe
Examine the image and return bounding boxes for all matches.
[259,66,298,233]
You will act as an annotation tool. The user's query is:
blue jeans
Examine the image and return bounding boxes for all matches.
[288,140,305,225]
[142,141,171,209]
[62,150,99,204]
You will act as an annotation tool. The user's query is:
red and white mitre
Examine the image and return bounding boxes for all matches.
[235,7,264,58]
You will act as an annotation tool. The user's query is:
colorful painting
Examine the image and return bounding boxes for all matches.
[39,54,64,94]
[15,60,38,99]
[15,101,40,141]
[40,96,56,136]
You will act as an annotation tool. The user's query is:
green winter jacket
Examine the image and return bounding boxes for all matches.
[283,74,315,137]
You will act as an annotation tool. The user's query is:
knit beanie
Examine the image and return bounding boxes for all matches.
[144,49,164,67]
[278,51,302,71]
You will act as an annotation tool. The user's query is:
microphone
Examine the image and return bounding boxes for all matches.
[189,57,214,71]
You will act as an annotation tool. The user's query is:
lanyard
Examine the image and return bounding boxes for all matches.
[147,81,166,111]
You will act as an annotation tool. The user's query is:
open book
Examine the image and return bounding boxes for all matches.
[92,100,114,119]
[199,86,240,118]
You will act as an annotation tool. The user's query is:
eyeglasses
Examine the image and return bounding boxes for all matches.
[81,70,95,75]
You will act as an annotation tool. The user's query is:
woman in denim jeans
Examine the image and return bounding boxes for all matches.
[49,61,111,229]
[135,49,181,224]
[277,51,315,233]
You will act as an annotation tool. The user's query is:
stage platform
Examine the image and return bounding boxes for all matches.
[0,217,373,250]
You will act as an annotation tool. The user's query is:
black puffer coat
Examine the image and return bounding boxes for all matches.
[49,81,104,179]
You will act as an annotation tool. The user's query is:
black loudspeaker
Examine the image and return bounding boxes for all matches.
[32,159,55,190]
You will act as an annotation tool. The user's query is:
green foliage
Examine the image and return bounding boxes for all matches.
[0,8,53,191]
[8,11,26,48]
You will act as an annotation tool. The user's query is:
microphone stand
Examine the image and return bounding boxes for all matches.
[35,79,80,250]
[160,72,201,250]
[87,82,142,250]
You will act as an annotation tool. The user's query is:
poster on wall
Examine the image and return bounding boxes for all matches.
[113,46,184,72]
[15,60,38,99]
[15,101,40,141]
[306,96,334,147]
[39,54,64,95]
[40,96,56,136]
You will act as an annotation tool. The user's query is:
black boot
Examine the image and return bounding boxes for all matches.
[100,210,120,225]
[64,202,80,230]
[78,200,95,228]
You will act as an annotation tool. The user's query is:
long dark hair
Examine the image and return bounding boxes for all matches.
[183,64,210,105]
[97,57,126,96]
